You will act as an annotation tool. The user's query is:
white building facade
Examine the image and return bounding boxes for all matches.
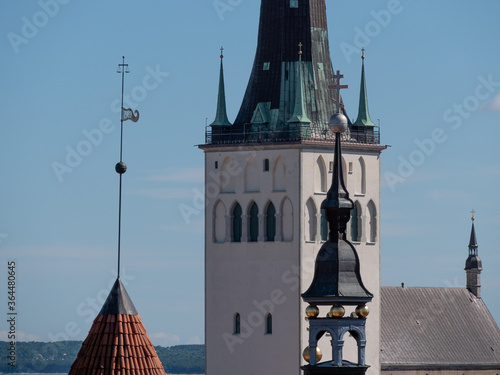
[201,140,384,374]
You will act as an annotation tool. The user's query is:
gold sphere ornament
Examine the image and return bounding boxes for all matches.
[329,305,345,318]
[303,346,323,363]
[305,305,320,318]
[356,304,370,318]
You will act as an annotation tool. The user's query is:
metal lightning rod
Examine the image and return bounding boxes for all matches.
[115,56,130,279]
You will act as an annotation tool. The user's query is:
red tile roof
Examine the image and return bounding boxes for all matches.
[69,279,167,375]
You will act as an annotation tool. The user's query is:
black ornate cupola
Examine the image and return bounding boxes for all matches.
[465,211,483,298]
[301,83,373,374]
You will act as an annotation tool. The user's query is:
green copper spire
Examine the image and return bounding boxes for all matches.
[353,49,375,127]
[210,47,232,127]
[287,43,311,125]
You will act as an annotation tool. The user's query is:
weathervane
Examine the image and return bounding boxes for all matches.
[115,56,140,278]
[328,70,349,113]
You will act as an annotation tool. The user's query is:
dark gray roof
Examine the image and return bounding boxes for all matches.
[381,286,500,369]
[99,277,138,315]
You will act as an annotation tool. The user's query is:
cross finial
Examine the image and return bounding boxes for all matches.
[220,46,224,59]
[471,209,476,221]
[298,42,303,55]
[361,47,365,60]
[328,70,349,113]
[117,56,130,74]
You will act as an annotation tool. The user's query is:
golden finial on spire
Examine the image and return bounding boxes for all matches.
[361,47,365,60]
[220,46,224,59]
[298,42,303,55]
[471,209,476,221]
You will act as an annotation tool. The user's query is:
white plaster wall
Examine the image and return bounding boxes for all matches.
[299,145,381,375]
[202,142,383,375]
[204,146,303,375]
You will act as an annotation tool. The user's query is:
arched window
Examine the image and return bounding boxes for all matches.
[305,199,317,242]
[351,201,362,242]
[368,200,377,243]
[315,156,327,193]
[265,202,276,242]
[320,209,328,241]
[265,313,272,334]
[249,202,259,242]
[356,157,366,195]
[342,157,347,185]
[221,157,236,193]
[214,201,226,243]
[234,313,241,334]
[281,197,293,242]
[232,203,242,243]
[245,158,260,192]
[273,157,286,192]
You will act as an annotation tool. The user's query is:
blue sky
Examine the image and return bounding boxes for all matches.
[1,0,499,347]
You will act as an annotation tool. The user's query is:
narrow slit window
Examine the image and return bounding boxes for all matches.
[234,313,241,334]
[264,159,270,172]
[266,313,272,334]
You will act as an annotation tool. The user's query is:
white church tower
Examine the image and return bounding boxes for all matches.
[199,2,386,374]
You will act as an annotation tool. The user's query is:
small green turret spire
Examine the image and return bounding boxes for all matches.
[353,48,375,127]
[210,47,232,127]
[287,42,311,125]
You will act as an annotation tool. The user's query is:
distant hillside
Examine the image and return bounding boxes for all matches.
[0,341,205,374]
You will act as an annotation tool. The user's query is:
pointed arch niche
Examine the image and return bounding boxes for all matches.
[221,157,236,193]
[367,200,377,243]
[273,157,286,192]
[213,200,226,243]
[356,157,366,195]
[315,156,327,193]
[305,198,317,242]
[245,158,260,192]
[281,197,293,242]
[342,156,347,185]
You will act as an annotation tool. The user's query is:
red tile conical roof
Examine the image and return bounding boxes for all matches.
[69,278,167,375]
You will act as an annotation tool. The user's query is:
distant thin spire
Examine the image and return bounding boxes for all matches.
[210,47,232,127]
[469,210,478,254]
[287,42,311,125]
[465,210,482,298]
[353,48,376,127]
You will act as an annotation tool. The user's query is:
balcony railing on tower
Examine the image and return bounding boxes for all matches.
[205,124,380,145]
